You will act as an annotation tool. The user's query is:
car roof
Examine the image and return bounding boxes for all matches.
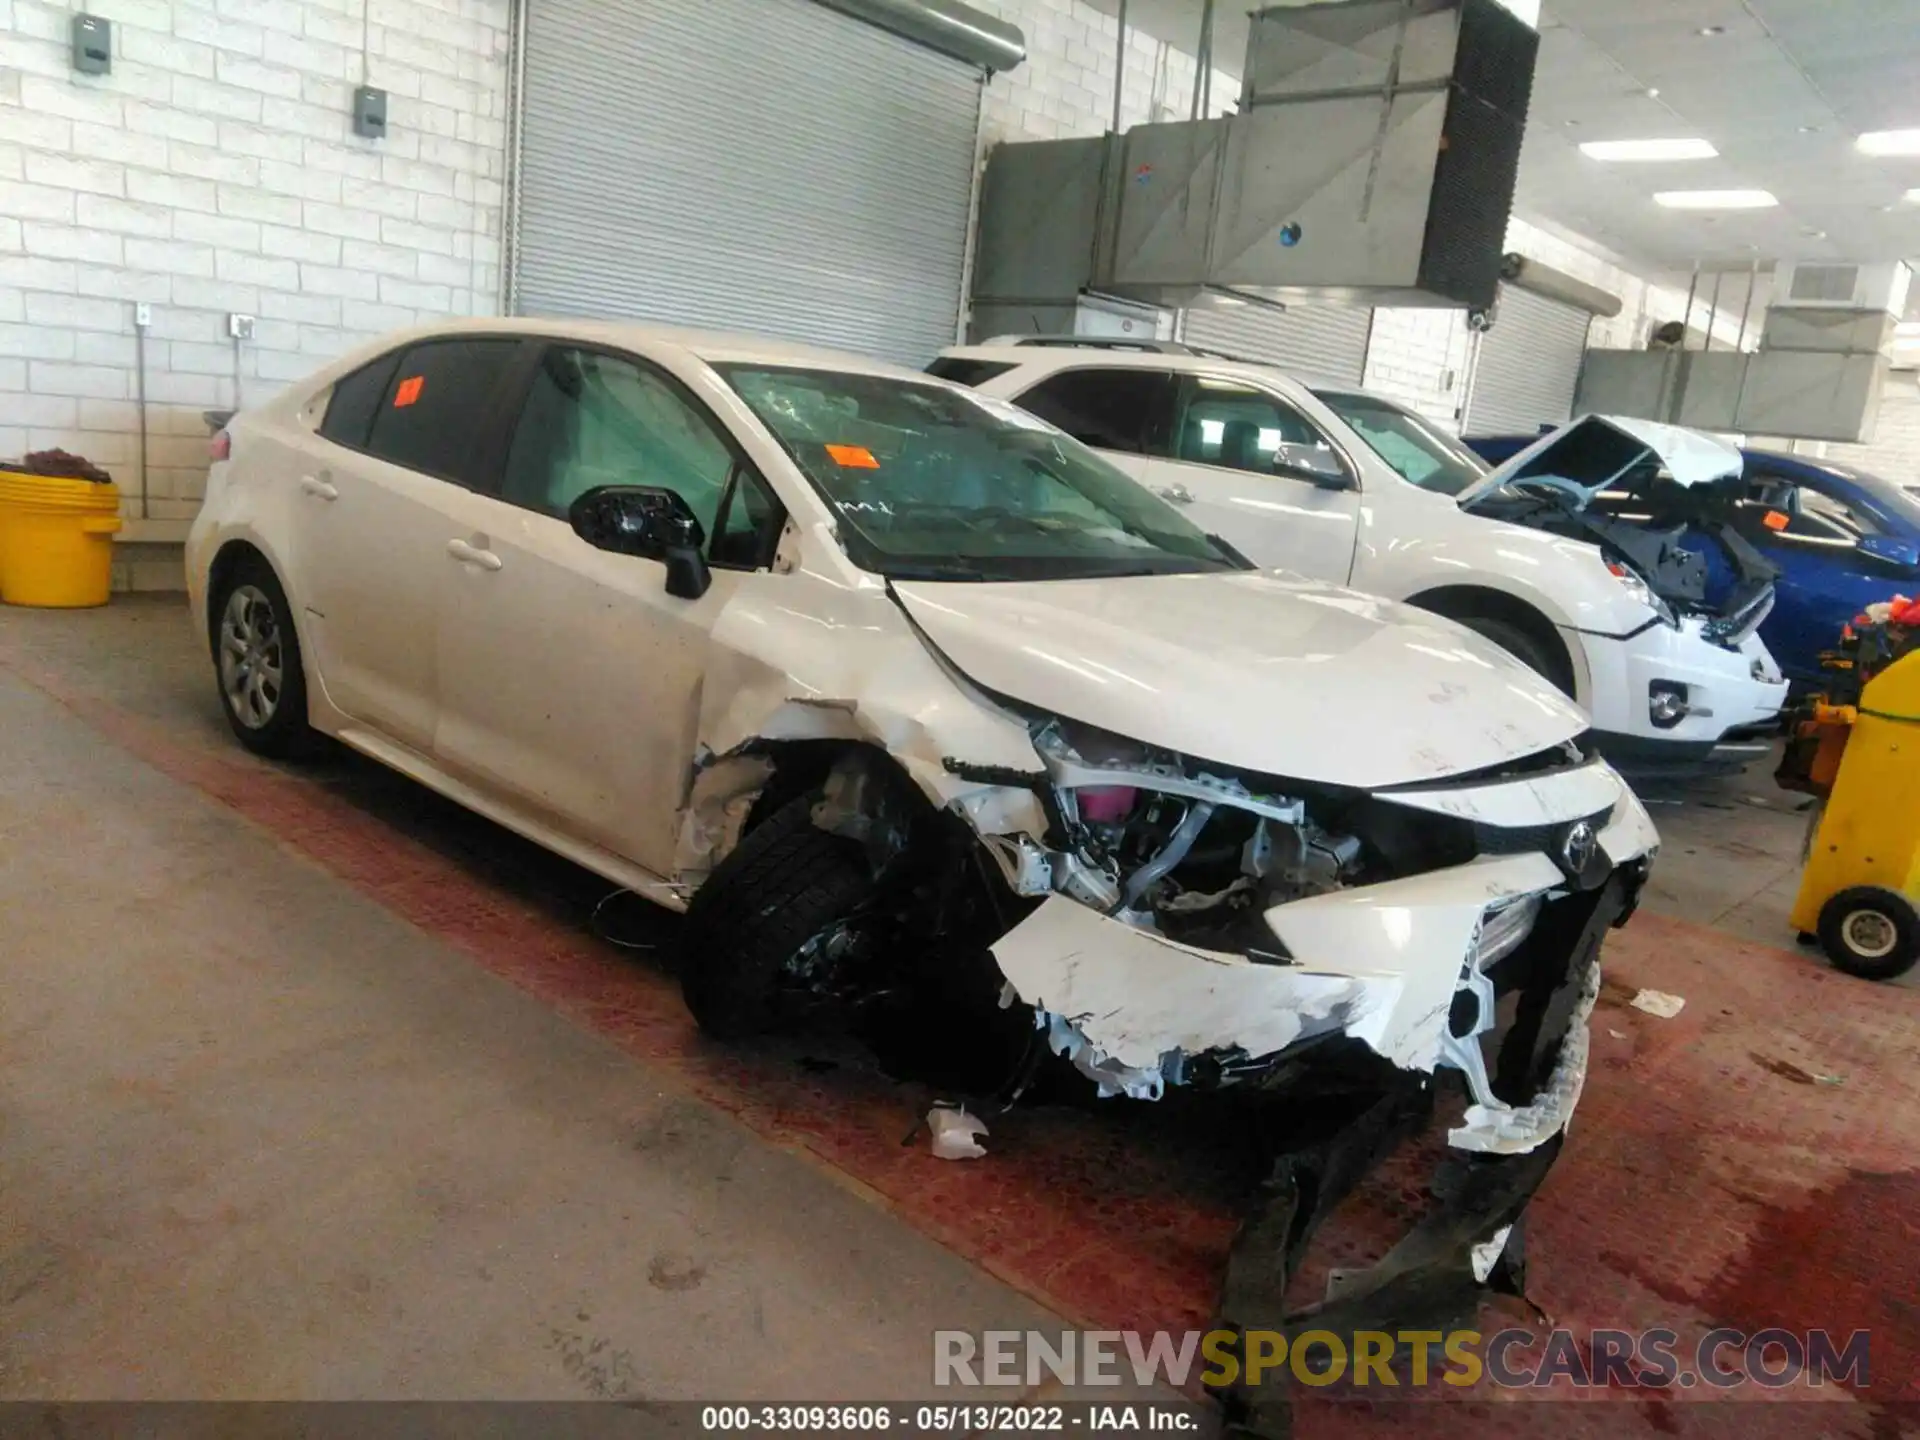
[378,316,927,381]
[944,342,1306,381]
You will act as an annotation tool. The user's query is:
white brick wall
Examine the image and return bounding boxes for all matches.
[978,0,1239,144]
[1814,376,1920,489]
[0,0,509,517]
[1361,308,1475,427]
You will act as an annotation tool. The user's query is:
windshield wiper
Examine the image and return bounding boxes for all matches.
[882,562,996,582]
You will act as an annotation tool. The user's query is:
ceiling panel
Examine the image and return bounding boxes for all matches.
[1514,0,1920,272]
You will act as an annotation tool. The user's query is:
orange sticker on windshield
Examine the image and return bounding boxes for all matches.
[394,375,425,407]
[825,443,878,469]
[1764,510,1790,531]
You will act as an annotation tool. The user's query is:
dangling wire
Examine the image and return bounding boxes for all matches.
[590,887,656,952]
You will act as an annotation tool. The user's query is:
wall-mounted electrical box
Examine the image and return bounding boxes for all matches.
[72,13,111,75]
[352,86,388,140]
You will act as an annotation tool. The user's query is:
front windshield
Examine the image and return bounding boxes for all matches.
[1314,390,1488,497]
[714,364,1243,582]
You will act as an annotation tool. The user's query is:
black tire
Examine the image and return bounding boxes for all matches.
[210,554,315,759]
[1816,886,1920,981]
[1452,614,1573,697]
[679,791,875,1039]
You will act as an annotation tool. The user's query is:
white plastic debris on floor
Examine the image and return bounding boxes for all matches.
[1630,989,1686,1018]
[927,1105,989,1160]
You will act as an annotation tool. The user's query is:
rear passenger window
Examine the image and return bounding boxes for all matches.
[364,338,522,484]
[925,357,1016,387]
[318,352,401,450]
[1014,368,1174,455]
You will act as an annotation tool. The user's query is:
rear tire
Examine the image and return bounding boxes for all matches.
[210,555,315,759]
[1816,886,1920,981]
[679,791,876,1039]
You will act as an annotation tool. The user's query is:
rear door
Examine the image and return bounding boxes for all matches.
[429,342,785,875]
[1146,373,1361,581]
[297,336,525,752]
[1002,365,1175,487]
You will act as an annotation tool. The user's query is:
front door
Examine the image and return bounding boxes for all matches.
[1144,373,1363,582]
[1736,467,1912,684]
[293,336,525,753]
[431,343,783,876]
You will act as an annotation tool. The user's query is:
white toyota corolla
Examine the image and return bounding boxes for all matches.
[189,319,1656,1325]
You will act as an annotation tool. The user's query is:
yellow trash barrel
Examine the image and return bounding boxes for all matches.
[0,469,123,608]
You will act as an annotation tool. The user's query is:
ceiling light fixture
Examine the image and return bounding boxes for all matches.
[1858,129,1920,156]
[1654,189,1779,209]
[1697,24,1726,35]
[1580,137,1718,161]
[1906,189,1920,204]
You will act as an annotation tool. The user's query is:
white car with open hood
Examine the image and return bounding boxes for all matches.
[936,341,1789,780]
[188,319,1657,1342]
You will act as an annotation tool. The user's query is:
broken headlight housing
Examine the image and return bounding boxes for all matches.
[1020,719,1363,953]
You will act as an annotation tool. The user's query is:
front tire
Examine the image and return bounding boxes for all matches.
[211,556,315,758]
[1816,887,1920,981]
[1453,615,1570,695]
[679,791,876,1039]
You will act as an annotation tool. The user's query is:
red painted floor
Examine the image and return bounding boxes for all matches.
[6,624,1917,1435]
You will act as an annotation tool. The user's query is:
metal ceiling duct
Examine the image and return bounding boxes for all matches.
[969,0,1537,333]
[810,0,1026,71]
[1500,254,1623,317]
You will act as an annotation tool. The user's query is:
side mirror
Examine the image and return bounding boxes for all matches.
[568,485,712,600]
[1859,534,1920,576]
[1273,441,1354,491]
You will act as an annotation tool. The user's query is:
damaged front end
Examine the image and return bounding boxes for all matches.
[945,713,1654,1414]
[1460,414,1780,646]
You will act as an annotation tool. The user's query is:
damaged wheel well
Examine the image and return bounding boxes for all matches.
[1408,587,1576,697]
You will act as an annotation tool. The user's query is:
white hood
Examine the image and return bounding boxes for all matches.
[1464,414,1742,504]
[893,571,1589,790]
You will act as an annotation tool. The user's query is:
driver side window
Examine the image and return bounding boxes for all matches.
[501,347,734,537]
[1173,378,1339,479]
[1742,472,1878,545]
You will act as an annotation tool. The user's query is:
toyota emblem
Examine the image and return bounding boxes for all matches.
[1561,821,1598,876]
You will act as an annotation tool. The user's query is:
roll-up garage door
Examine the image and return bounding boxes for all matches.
[1464,285,1593,436]
[512,0,982,364]
[1179,304,1373,387]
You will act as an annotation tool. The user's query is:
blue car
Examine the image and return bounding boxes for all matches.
[1467,433,1920,689]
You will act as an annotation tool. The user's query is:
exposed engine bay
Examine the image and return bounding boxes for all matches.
[1462,414,1779,645]
[959,717,1526,960]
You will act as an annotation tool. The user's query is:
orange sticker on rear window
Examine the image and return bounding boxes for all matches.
[825,443,878,469]
[1764,510,1790,531]
[394,375,425,407]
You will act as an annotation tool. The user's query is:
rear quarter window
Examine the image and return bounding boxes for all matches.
[318,352,402,450]
[924,357,1017,387]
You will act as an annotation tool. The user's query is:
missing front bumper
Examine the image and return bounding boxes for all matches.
[1208,876,1628,1435]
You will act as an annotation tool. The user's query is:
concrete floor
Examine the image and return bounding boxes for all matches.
[0,600,1058,1400]
[3,596,1917,1429]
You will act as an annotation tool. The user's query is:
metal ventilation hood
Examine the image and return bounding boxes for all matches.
[969,0,1537,332]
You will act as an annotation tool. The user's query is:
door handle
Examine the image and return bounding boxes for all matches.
[1156,483,1194,505]
[300,476,338,501]
[446,538,502,572]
